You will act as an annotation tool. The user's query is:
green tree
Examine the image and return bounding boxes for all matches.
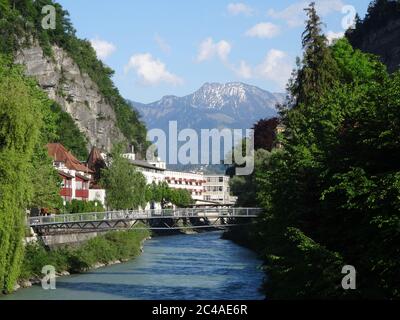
[146,181,194,209]
[101,145,147,210]
[288,2,338,108]
[252,3,400,299]
[147,182,172,209]
[0,55,46,292]
[229,149,271,207]
[170,188,194,208]
[29,146,63,210]
[50,103,89,160]
[64,199,105,214]
[27,78,64,211]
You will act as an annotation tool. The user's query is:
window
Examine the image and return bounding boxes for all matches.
[76,180,82,190]
[219,177,223,183]
[77,179,89,190]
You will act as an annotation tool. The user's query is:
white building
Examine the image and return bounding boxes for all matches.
[165,170,205,201]
[88,189,106,207]
[123,153,166,185]
[203,175,237,205]
[123,153,236,206]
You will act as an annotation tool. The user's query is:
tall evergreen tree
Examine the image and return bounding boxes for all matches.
[289,2,338,108]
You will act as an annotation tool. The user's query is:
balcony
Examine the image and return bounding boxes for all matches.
[75,189,89,199]
[60,188,72,197]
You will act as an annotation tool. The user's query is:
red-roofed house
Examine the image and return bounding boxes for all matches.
[47,143,94,202]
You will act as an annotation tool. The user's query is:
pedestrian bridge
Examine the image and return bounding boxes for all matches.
[28,208,262,234]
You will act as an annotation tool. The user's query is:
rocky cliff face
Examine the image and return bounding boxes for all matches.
[349,18,400,73]
[346,0,400,74]
[15,43,124,152]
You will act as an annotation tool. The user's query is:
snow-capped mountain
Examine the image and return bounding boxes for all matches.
[130,82,284,133]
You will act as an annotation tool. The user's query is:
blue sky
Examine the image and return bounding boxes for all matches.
[58,0,370,103]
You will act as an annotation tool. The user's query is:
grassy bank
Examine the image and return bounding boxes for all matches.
[19,226,151,282]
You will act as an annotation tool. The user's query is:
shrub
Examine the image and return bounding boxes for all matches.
[19,225,150,280]
[81,237,118,264]
[64,200,105,214]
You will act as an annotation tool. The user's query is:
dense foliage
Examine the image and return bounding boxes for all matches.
[0,0,150,295]
[50,103,89,160]
[146,181,194,209]
[230,3,400,299]
[101,144,194,210]
[253,118,280,151]
[0,54,61,293]
[229,149,271,207]
[101,145,148,210]
[63,200,105,214]
[20,226,150,279]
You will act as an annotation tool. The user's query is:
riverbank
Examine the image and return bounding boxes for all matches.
[9,225,151,294]
[222,224,267,293]
[222,224,261,252]
[1,232,265,300]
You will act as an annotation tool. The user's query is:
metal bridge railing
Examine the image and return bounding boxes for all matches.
[27,208,263,227]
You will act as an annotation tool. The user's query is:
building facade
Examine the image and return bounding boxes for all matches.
[203,175,237,205]
[124,153,236,206]
[165,170,206,201]
[47,143,93,203]
[123,153,166,185]
[46,145,237,209]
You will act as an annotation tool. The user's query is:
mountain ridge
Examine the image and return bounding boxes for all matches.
[132,82,284,108]
[130,82,284,133]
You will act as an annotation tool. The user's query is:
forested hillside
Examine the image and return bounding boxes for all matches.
[0,0,148,155]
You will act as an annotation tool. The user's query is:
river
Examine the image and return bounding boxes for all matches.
[1,232,265,300]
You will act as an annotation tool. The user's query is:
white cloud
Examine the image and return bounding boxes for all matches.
[197,38,232,62]
[227,3,254,16]
[154,34,171,54]
[90,38,116,60]
[245,22,280,39]
[268,0,344,27]
[124,53,183,86]
[256,49,292,88]
[326,31,344,44]
[232,49,293,89]
[233,60,253,79]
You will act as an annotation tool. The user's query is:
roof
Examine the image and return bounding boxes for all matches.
[128,159,166,171]
[87,146,106,171]
[47,143,94,174]
[90,183,105,190]
[87,146,107,182]
[75,173,91,181]
[57,170,74,179]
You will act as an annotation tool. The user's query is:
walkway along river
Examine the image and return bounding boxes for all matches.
[1,232,265,300]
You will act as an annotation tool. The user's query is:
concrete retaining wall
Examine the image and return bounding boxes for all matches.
[40,232,102,248]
